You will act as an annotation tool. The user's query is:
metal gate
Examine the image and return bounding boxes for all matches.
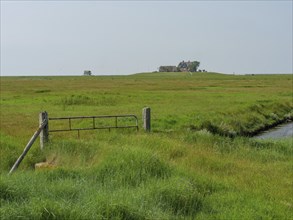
[48,114,139,137]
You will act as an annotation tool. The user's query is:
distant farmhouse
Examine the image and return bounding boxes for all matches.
[159,66,178,72]
[84,70,92,76]
[177,60,192,72]
[159,60,205,72]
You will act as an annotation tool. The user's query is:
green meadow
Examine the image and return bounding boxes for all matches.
[0,72,292,219]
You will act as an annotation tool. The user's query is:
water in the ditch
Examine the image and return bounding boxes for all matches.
[254,122,293,139]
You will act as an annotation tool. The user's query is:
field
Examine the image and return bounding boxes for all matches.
[0,72,292,219]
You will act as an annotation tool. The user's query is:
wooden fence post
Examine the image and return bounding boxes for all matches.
[142,107,151,132]
[39,111,49,150]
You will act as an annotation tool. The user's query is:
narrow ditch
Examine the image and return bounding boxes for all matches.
[254,121,293,139]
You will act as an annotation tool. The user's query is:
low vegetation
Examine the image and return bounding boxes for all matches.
[0,72,292,219]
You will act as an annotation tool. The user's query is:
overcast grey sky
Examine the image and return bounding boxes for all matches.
[1,1,292,76]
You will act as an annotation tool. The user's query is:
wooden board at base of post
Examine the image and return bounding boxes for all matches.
[142,107,151,132]
[39,111,49,150]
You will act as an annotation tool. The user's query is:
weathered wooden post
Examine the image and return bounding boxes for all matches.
[142,107,151,132]
[39,111,49,150]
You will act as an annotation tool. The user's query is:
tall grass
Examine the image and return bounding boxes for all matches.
[0,72,292,219]
[1,134,292,219]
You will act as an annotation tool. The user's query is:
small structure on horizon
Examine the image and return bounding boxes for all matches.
[177,60,192,72]
[84,70,92,76]
[159,66,178,72]
[159,60,201,72]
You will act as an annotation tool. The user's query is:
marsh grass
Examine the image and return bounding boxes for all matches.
[2,131,292,219]
[0,148,215,219]
[1,72,292,219]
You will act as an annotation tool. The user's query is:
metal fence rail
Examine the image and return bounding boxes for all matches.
[48,114,139,134]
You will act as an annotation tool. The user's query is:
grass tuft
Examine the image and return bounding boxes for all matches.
[153,177,204,216]
[92,148,172,188]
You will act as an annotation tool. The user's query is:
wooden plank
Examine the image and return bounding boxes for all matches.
[9,119,47,175]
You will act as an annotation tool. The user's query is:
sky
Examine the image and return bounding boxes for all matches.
[1,1,292,76]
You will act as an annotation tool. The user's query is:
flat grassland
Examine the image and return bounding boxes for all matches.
[1,72,292,219]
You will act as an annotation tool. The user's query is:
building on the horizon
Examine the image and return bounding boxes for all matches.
[84,70,92,76]
[159,60,201,72]
[177,60,192,72]
[159,66,178,72]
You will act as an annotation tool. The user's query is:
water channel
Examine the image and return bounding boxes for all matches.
[254,121,293,139]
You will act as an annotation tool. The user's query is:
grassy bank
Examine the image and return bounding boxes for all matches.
[1,72,292,219]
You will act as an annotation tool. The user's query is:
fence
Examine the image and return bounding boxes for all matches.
[49,114,139,135]
[9,108,151,174]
